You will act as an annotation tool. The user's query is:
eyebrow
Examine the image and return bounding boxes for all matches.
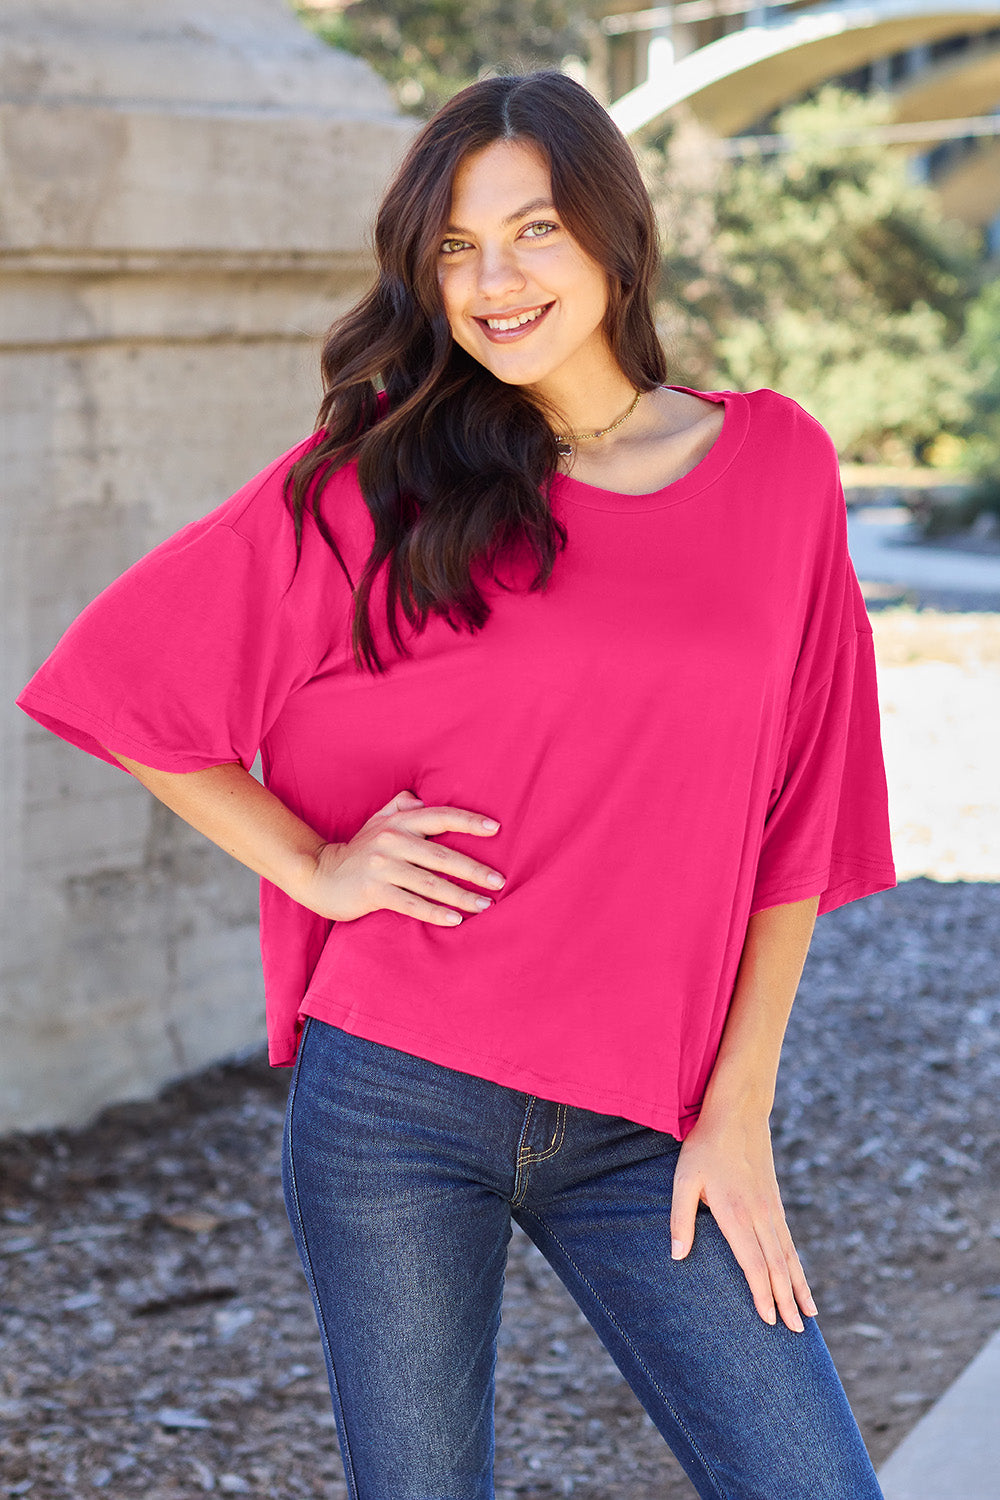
[443,197,557,235]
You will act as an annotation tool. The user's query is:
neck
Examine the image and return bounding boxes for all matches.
[528,346,639,440]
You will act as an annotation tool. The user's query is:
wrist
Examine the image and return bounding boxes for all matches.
[699,1071,775,1128]
[283,838,338,908]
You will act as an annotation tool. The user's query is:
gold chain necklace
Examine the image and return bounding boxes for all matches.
[553,389,643,459]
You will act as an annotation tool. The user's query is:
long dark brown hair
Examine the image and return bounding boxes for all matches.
[285,68,668,673]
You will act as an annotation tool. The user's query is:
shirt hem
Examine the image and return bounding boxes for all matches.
[295,992,696,1139]
[17,685,240,774]
[750,860,897,917]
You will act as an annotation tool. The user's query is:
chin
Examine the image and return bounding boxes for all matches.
[488,367,548,388]
[474,349,565,388]
[448,327,562,386]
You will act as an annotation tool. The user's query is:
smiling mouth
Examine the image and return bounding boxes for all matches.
[473,302,554,341]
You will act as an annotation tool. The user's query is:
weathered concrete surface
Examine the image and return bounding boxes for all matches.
[2,1,414,1132]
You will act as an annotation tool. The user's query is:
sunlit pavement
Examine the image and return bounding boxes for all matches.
[847,503,1000,884]
[847,505,1000,606]
[874,647,1000,883]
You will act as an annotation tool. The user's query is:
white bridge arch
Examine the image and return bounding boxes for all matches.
[608,0,1000,138]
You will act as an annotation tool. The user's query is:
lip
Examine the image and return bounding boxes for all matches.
[472,301,554,343]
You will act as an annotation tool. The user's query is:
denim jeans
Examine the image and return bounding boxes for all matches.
[281,1016,883,1500]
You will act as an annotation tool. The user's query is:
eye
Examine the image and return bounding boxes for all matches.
[439,237,471,256]
[522,221,558,239]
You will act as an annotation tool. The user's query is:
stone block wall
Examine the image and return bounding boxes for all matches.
[2,0,415,1131]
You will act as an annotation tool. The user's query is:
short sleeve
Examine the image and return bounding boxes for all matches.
[16,442,317,775]
[750,560,896,917]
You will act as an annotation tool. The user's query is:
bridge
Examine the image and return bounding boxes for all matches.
[588,0,1000,233]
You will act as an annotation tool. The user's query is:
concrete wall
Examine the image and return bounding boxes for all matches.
[2,1,415,1133]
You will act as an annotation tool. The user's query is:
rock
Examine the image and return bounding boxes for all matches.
[154,1408,212,1431]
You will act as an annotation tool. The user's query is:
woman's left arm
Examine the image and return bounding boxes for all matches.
[669,893,821,1333]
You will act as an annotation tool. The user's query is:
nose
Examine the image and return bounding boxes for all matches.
[477,243,527,301]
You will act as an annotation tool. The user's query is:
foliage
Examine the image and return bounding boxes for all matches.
[293,0,604,117]
[956,276,1000,511]
[644,88,978,464]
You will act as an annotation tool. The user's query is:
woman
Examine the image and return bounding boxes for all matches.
[18,69,895,1499]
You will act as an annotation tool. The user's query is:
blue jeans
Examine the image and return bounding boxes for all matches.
[281,1017,883,1500]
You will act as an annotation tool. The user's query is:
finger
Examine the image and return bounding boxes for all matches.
[361,852,485,919]
[776,1223,818,1317]
[669,1172,702,1260]
[393,858,497,915]
[758,1224,805,1333]
[404,804,502,837]
[792,1267,818,1318]
[375,827,505,895]
[377,878,469,926]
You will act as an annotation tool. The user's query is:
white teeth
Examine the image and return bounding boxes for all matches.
[483,306,547,331]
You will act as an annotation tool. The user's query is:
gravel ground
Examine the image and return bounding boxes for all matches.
[1,607,998,1500]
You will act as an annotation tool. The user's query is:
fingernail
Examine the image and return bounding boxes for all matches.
[671,1239,685,1260]
[766,1308,777,1325]
[805,1296,819,1317]
[792,1317,805,1334]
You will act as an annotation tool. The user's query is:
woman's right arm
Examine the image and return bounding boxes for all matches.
[103,753,505,926]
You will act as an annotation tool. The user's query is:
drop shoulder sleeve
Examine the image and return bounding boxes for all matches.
[16,436,324,775]
[749,426,896,916]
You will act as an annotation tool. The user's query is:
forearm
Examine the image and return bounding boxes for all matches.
[700,894,821,1121]
[671,893,822,1328]
[104,752,329,904]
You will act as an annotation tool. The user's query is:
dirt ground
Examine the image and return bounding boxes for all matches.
[2,606,998,1500]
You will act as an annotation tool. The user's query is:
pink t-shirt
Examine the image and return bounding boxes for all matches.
[17,387,895,1138]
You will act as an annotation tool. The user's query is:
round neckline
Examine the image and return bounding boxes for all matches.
[550,386,749,512]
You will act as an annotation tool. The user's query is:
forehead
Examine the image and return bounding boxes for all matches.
[448,138,551,221]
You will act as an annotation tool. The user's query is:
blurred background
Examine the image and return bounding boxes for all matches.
[1,8,998,1496]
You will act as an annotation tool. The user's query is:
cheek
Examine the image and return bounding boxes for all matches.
[578,259,611,317]
[550,246,611,321]
[587,272,611,331]
[439,271,469,335]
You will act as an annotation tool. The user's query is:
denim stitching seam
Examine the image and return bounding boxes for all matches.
[284,1042,360,1499]
[516,1205,728,1499]
[511,1096,536,1205]
[516,1096,537,1161]
[513,1101,568,1206]
[518,1101,568,1165]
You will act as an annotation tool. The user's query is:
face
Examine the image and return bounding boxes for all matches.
[437,137,614,392]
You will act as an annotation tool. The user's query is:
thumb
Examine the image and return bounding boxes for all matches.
[670,1172,701,1261]
[395,790,424,806]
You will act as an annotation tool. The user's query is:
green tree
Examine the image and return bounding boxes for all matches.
[960,276,1000,504]
[294,0,602,117]
[645,88,977,463]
